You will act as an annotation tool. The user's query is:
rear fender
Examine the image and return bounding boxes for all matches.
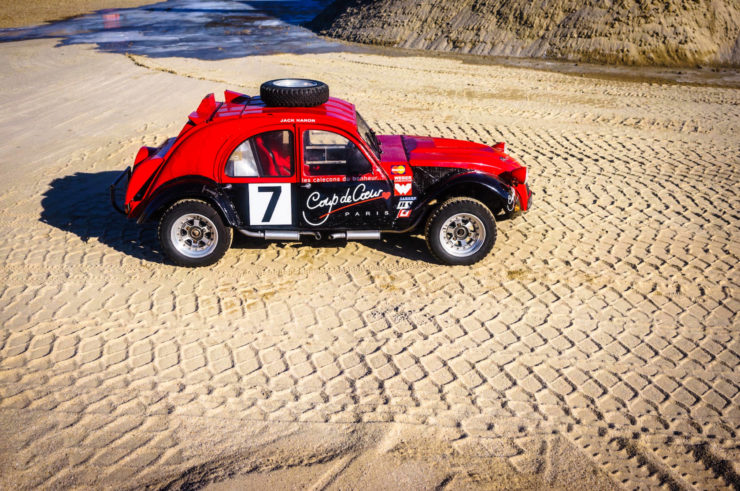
[131,176,241,226]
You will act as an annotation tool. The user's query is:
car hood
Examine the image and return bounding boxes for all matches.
[378,135,521,174]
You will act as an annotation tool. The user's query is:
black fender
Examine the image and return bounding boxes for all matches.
[130,176,241,226]
[397,171,514,233]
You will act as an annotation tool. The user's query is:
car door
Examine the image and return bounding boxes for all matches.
[220,126,299,228]
[297,126,392,229]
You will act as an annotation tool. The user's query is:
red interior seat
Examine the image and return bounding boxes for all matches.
[254,132,291,177]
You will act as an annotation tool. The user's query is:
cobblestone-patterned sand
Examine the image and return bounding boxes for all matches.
[0,40,738,489]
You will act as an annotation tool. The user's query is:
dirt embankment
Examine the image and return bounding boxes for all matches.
[309,0,740,67]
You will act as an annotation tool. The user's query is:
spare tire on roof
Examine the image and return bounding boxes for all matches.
[260,79,329,107]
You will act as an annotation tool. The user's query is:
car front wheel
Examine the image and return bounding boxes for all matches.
[159,200,232,267]
[425,197,496,265]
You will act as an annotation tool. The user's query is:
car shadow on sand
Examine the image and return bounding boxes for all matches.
[285,234,434,263]
[362,235,434,263]
[40,171,165,263]
[40,171,433,265]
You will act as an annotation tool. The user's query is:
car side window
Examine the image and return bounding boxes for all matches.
[304,130,367,176]
[226,130,294,177]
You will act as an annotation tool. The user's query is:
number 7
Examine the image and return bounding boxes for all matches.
[258,186,281,223]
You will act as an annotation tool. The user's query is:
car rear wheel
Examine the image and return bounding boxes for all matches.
[425,197,496,265]
[260,79,329,107]
[159,200,232,267]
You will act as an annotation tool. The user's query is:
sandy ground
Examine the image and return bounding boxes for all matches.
[0,0,161,28]
[0,38,738,489]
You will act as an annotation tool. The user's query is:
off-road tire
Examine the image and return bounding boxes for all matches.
[158,200,232,267]
[260,79,329,107]
[425,197,497,266]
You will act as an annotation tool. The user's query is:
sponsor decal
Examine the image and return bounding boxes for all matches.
[303,183,390,226]
[307,176,345,183]
[394,182,412,196]
[391,165,407,175]
[306,175,376,183]
[393,175,412,183]
[280,118,316,123]
[397,201,412,210]
[397,209,411,219]
[345,211,391,217]
[399,196,416,202]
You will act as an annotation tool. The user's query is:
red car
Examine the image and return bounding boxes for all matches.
[111,79,531,266]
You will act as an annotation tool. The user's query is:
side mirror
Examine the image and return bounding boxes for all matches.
[347,145,372,176]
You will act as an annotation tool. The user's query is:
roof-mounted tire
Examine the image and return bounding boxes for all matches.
[260,79,329,107]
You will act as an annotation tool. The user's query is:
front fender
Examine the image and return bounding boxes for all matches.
[419,171,513,212]
[393,171,513,233]
[130,176,241,226]
[425,171,515,209]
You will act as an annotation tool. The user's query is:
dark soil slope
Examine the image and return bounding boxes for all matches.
[309,0,740,66]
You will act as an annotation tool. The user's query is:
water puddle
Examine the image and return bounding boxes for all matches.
[0,0,355,59]
[1,0,733,87]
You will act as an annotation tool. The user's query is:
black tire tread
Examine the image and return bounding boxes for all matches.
[260,80,329,107]
[424,197,496,266]
[158,199,232,267]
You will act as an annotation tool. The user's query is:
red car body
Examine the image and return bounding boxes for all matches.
[111,86,530,265]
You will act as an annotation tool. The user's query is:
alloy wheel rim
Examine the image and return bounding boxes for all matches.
[170,213,218,258]
[439,213,486,258]
[273,79,317,88]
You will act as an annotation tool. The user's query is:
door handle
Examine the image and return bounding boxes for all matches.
[299,183,311,189]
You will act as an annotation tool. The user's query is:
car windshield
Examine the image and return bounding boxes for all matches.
[356,111,382,159]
